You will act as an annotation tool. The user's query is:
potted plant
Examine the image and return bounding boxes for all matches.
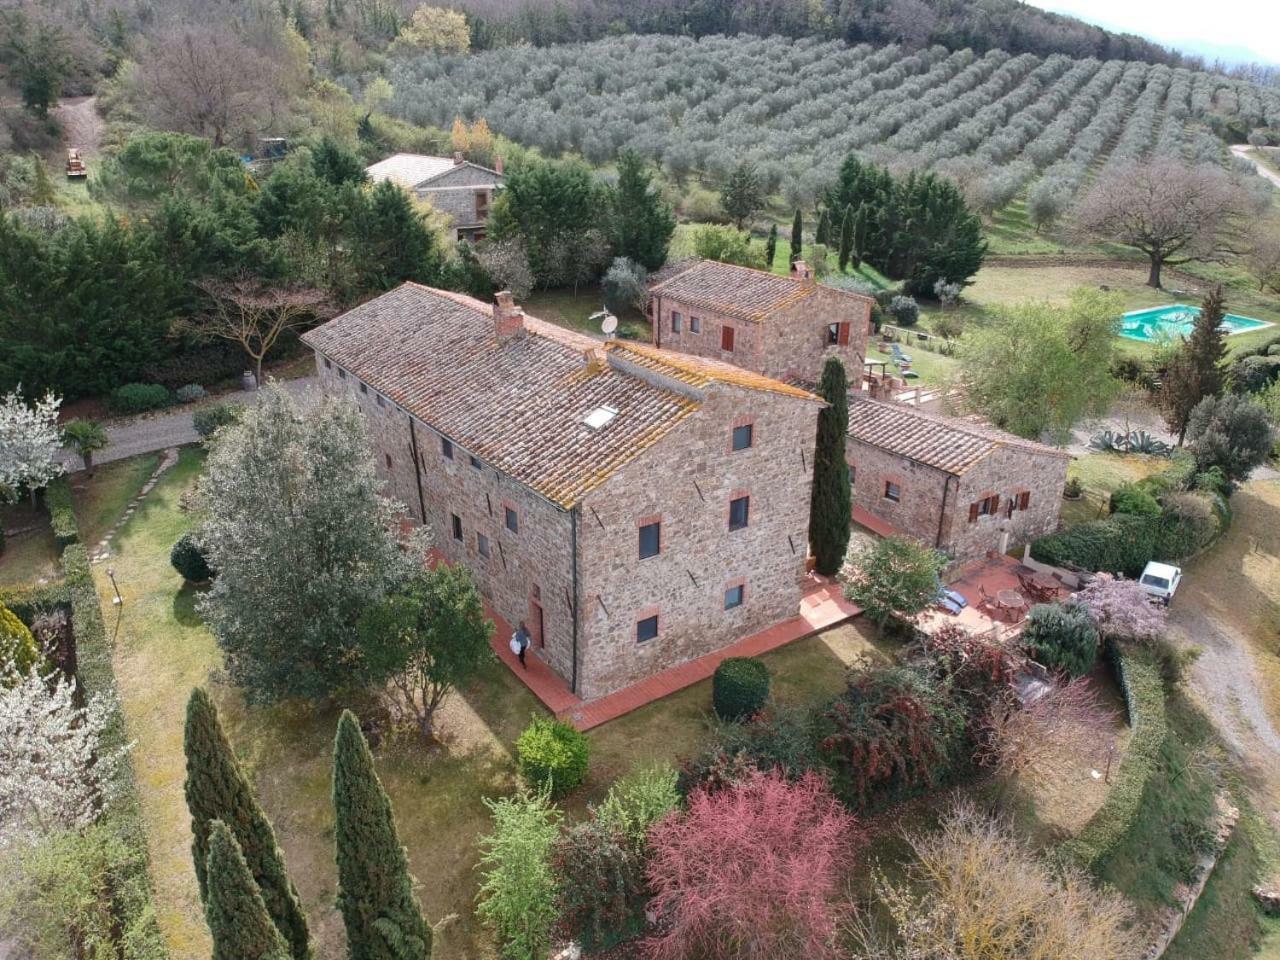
[1062,477,1084,501]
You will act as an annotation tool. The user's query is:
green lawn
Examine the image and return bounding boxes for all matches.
[70,453,160,547]
[0,500,60,586]
[865,342,958,391]
[1061,451,1171,528]
[522,285,649,340]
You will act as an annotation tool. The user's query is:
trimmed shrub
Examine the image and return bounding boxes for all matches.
[193,403,243,440]
[45,476,79,549]
[108,383,172,415]
[713,656,770,721]
[1109,484,1161,517]
[1062,649,1166,868]
[175,384,207,403]
[1023,603,1099,677]
[515,716,589,798]
[679,704,819,797]
[0,581,70,622]
[888,294,920,327]
[170,532,213,582]
[550,819,646,953]
[595,764,680,851]
[1155,492,1219,560]
[1031,513,1157,577]
[0,601,40,675]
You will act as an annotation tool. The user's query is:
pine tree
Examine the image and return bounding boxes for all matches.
[719,161,764,231]
[609,150,676,270]
[838,205,854,272]
[809,358,852,576]
[184,688,311,960]
[1161,286,1229,444]
[814,208,831,247]
[30,153,58,206]
[333,710,431,960]
[205,821,293,960]
[790,209,803,265]
[764,223,778,270]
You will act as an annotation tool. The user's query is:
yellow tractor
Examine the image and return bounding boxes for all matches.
[65,148,87,179]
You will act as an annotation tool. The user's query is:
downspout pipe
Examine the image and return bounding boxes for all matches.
[935,472,954,551]
[570,505,580,695]
[407,418,429,524]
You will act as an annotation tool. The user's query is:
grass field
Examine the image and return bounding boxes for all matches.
[0,500,59,586]
[1060,451,1171,527]
[522,285,650,340]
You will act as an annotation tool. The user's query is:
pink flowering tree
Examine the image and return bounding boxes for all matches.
[645,768,858,960]
[1073,574,1167,644]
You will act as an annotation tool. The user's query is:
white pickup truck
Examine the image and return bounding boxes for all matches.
[1138,561,1183,606]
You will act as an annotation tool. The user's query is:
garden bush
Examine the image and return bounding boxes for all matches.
[1155,492,1219,560]
[170,532,213,583]
[1108,484,1161,517]
[712,656,770,721]
[108,383,171,415]
[1022,603,1099,677]
[516,715,590,798]
[0,601,40,675]
[1062,649,1167,868]
[595,764,680,851]
[142,339,254,390]
[679,704,820,797]
[1230,354,1280,393]
[888,294,920,326]
[1030,513,1157,576]
[44,476,79,549]
[550,819,646,953]
[476,789,561,960]
[192,403,243,440]
[175,384,207,403]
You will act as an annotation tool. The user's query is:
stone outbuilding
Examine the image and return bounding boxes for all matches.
[647,258,874,386]
[365,152,504,241]
[301,283,824,700]
[846,397,1070,562]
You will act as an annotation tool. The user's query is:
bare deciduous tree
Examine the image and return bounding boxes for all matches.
[1245,225,1280,295]
[1073,160,1244,289]
[138,25,272,148]
[980,678,1118,782]
[186,276,332,387]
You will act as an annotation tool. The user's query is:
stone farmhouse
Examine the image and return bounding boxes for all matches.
[647,259,874,385]
[847,397,1070,562]
[301,283,823,700]
[365,152,504,242]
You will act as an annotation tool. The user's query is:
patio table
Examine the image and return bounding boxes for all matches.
[995,589,1027,621]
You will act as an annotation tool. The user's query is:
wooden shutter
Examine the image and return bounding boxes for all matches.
[1019,491,1031,510]
[721,325,735,352]
[837,322,850,345]
[969,502,979,523]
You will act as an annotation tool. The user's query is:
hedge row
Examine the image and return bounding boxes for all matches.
[45,476,79,550]
[60,534,167,955]
[0,580,71,621]
[1061,648,1167,870]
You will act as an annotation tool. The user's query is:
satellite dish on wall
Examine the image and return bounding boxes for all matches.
[601,314,618,335]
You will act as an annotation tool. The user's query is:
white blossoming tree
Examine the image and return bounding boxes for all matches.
[0,662,129,849]
[0,388,65,503]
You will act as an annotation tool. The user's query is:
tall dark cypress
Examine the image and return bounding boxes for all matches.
[1161,285,1229,444]
[814,208,831,247]
[851,204,867,268]
[184,688,311,960]
[790,208,803,265]
[764,223,778,270]
[333,711,430,960]
[809,358,852,576]
[838,205,854,272]
[205,821,293,960]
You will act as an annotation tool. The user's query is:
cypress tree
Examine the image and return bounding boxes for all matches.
[764,223,778,270]
[851,204,867,268]
[809,358,852,576]
[185,688,311,960]
[838,205,854,272]
[333,710,430,960]
[814,208,831,247]
[1161,285,1229,444]
[205,821,293,960]
[790,208,803,264]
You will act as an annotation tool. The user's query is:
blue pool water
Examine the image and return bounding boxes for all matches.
[1119,304,1273,342]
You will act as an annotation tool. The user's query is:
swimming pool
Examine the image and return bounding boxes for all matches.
[1119,304,1273,342]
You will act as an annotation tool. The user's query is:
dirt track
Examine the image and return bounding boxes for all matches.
[52,95,103,157]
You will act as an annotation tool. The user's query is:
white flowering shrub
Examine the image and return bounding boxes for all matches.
[0,387,65,502]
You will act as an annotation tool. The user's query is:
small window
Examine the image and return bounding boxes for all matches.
[376,394,386,408]
[442,437,454,460]
[732,423,753,451]
[477,533,491,558]
[672,311,683,333]
[690,315,702,333]
[884,481,901,503]
[638,521,661,559]
[636,614,659,643]
[584,405,618,430]
[721,325,735,352]
[728,495,750,531]
[827,322,840,345]
[724,584,744,609]
[968,494,1000,522]
[360,382,368,395]
[338,368,347,380]
[451,513,463,541]
[384,453,392,470]
[849,464,857,486]
[470,454,482,469]
[505,506,519,534]
[324,357,332,369]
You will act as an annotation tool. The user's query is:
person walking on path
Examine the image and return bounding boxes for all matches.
[511,622,532,669]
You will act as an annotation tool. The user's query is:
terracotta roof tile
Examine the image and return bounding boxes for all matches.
[605,341,822,402]
[301,284,698,508]
[848,397,1069,476]
[649,259,873,323]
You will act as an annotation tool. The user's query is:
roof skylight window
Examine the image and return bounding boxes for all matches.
[584,405,618,430]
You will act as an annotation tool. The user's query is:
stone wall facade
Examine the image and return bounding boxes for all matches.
[848,436,1068,562]
[416,163,503,236]
[313,350,819,700]
[651,282,872,385]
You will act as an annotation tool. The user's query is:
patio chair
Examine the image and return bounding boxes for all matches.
[891,343,913,365]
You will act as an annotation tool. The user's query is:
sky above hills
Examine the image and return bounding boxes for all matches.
[1029,0,1280,66]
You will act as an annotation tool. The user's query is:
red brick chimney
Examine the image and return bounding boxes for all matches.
[453,151,464,165]
[494,155,504,176]
[791,259,814,284]
[494,290,524,341]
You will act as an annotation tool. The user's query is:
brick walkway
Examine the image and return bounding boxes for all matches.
[851,505,901,538]
[489,575,861,731]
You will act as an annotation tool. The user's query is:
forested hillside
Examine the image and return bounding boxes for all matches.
[390,34,1280,219]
